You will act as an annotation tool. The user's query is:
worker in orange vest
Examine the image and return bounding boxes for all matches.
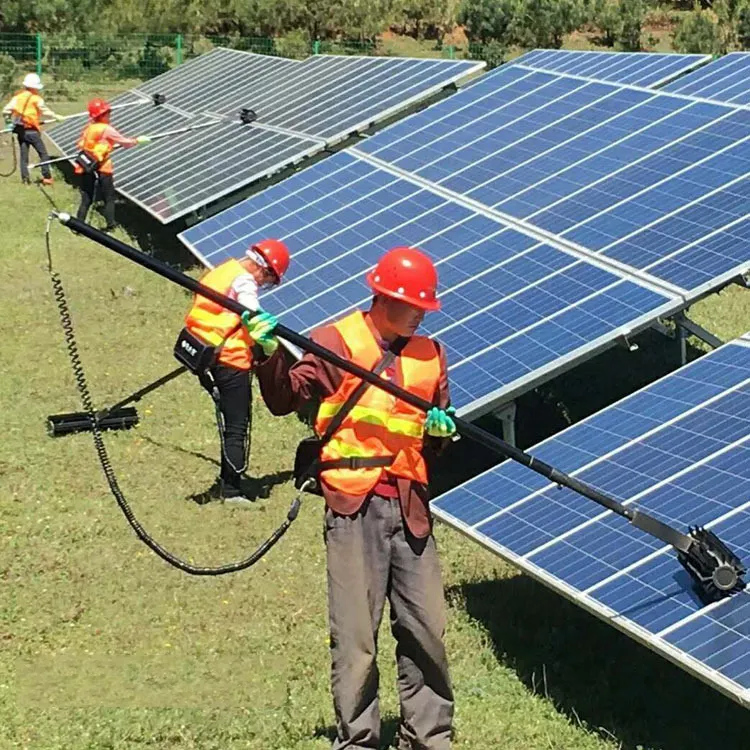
[248,247,456,749]
[2,73,64,185]
[75,98,150,231]
[181,239,291,505]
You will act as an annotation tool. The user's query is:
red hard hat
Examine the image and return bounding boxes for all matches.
[88,98,111,120]
[366,246,440,311]
[251,239,290,283]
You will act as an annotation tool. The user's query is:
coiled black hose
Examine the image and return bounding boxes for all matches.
[45,216,301,575]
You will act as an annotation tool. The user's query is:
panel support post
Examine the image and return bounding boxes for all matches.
[493,401,517,447]
[674,312,724,365]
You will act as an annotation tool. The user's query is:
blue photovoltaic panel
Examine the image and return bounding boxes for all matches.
[234,55,486,141]
[136,49,483,141]
[44,92,188,155]
[432,334,750,704]
[114,119,320,222]
[180,150,675,416]
[181,61,750,420]
[136,48,303,115]
[515,49,710,88]
[356,65,750,293]
[356,65,726,210]
[47,49,484,223]
[663,52,750,105]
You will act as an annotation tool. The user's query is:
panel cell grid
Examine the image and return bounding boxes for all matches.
[433,335,750,704]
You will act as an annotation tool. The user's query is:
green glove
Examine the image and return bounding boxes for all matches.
[424,406,456,438]
[241,310,278,356]
[136,135,151,145]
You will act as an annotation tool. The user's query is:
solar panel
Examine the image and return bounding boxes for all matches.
[431,332,750,705]
[514,49,710,88]
[180,65,750,419]
[356,65,750,292]
[46,49,484,223]
[246,55,489,141]
[45,94,193,157]
[137,48,303,115]
[663,52,750,105]
[114,118,320,222]
[179,150,680,417]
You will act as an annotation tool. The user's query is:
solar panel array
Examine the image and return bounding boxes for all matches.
[514,49,710,88]
[663,52,750,105]
[432,332,750,706]
[46,49,484,222]
[181,64,750,420]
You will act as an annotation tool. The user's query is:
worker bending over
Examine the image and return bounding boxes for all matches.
[2,73,64,185]
[180,240,291,505]
[75,98,150,231]
[247,247,456,749]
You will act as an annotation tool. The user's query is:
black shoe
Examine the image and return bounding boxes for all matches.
[189,479,255,506]
[237,476,271,500]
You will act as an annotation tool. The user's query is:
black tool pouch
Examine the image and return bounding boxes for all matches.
[74,150,99,174]
[173,327,218,373]
[294,437,324,494]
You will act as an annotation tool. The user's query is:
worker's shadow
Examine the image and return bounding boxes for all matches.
[139,435,294,499]
[314,716,401,748]
[448,575,750,750]
[116,199,197,270]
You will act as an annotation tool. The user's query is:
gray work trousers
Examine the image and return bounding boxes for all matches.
[16,127,50,180]
[324,495,453,750]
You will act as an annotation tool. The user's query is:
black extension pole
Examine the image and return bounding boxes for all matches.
[53,213,746,598]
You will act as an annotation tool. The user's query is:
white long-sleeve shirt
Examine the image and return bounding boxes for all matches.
[228,272,260,313]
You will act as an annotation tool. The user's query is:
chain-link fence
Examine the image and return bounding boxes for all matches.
[0,32,494,96]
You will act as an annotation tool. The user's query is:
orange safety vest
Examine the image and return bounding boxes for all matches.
[184,259,254,371]
[11,90,42,130]
[315,311,440,496]
[75,122,114,175]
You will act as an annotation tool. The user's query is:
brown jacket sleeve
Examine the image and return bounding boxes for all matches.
[254,326,347,415]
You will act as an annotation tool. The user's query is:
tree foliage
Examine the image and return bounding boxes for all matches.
[5,0,750,64]
[618,0,644,51]
[459,0,584,48]
[672,3,722,53]
[592,0,643,50]
[458,0,516,44]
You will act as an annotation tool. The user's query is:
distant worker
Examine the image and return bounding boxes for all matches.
[75,98,150,232]
[178,240,291,505]
[247,247,456,750]
[2,73,64,185]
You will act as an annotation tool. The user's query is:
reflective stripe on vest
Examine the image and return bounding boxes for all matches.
[184,259,254,371]
[76,122,114,174]
[12,91,41,130]
[314,310,440,496]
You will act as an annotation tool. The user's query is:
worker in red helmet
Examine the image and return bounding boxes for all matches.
[74,98,151,231]
[248,246,455,749]
[180,239,291,505]
[2,73,64,185]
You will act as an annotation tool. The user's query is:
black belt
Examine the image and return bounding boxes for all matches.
[317,455,394,471]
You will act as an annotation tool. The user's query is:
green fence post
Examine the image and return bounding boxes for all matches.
[447,45,455,60]
[35,33,42,76]
[313,40,320,55]
[176,34,183,65]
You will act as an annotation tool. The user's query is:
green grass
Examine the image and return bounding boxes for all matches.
[1,102,750,750]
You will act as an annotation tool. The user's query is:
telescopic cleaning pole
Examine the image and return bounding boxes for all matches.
[50,212,747,602]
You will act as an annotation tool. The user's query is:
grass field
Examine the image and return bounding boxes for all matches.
[1,92,750,750]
